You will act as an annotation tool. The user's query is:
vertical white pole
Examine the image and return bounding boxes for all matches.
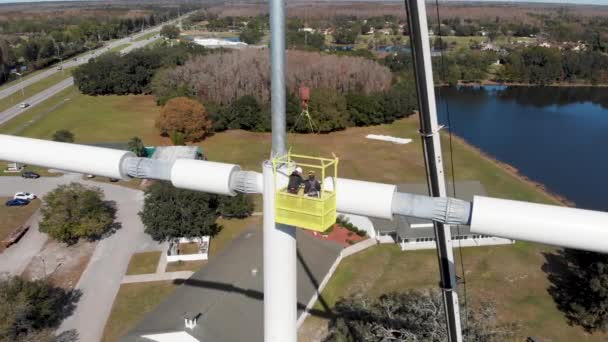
[263,161,297,342]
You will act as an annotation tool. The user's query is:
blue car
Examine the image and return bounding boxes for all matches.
[5,198,30,207]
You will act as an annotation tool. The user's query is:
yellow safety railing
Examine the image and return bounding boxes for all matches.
[272,152,339,232]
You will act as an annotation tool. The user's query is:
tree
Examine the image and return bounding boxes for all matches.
[239,26,264,45]
[127,137,146,157]
[39,183,117,244]
[52,130,74,143]
[326,290,515,341]
[303,88,348,133]
[0,276,79,342]
[545,249,608,332]
[155,97,212,142]
[139,181,221,242]
[160,25,180,39]
[333,27,358,45]
[218,193,254,218]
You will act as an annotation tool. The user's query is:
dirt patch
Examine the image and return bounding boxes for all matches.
[22,239,95,289]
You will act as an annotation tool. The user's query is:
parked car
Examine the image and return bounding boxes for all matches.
[57,65,63,71]
[21,171,40,179]
[14,192,36,200]
[19,102,29,108]
[86,174,95,179]
[5,198,29,207]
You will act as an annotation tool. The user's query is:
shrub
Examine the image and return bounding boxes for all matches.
[218,193,254,218]
[337,214,367,237]
[52,129,74,143]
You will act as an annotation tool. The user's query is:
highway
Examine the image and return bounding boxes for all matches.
[0,32,163,126]
[0,15,181,101]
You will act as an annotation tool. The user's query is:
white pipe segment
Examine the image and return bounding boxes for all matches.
[0,134,134,179]
[470,196,608,253]
[170,159,240,196]
[324,177,396,219]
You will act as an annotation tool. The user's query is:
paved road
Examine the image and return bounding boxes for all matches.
[0,173,80,275]
[0,174,159,342]
[57,180,159,342]
[0,78,74,125]
[0,34,162,126]
[0,17,178,101]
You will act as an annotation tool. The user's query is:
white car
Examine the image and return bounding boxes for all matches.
[14,192,36,201]
[19,102,29,109]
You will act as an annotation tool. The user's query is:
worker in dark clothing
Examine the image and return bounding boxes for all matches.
[304,171,321,197]
[287,167,303,194]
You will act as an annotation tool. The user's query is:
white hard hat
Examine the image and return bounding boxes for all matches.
[295,167,303,174]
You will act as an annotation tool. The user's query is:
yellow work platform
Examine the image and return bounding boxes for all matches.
[272,152,338,232]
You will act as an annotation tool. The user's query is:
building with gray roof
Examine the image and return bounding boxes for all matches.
[121,225,342,342]
[372,181,514,250]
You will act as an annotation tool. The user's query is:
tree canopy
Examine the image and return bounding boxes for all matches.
[545,249,608,332]
[0,276,79,342]
[73,42,207,96]
[327,290,515,341]
[39,183,117,244]
[139,181,222,242]
[155,97,212,142]
[160,25,180,39]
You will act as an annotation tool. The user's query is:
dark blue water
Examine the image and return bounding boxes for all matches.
[437,85,608,211]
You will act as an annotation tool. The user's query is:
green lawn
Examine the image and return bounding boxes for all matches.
[101,281,178,342]
[301,241,608,342]
[125,251,161,275]
[0,162,62,177]
[165,260,205,272]
[134,31,158,42]
[0,197,40,253]
[0,67,75,113]
[109,43,131,53]
[0,86,161,144]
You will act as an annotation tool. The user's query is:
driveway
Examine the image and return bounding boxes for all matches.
[0,174,159,342]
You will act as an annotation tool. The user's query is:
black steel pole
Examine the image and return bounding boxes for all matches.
[404,0,463,341]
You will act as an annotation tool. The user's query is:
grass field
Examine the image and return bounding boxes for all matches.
[109,43,131,53]
[100,281,178,342]
[0,162,62,177]
[0,86,161,143]
[0,197,40,253]
[0,67,74,113]
[165,260,205,272]
[134,31,158,42]
[125,251,161,275]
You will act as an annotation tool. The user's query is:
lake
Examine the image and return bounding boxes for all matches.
[437,85,608,211]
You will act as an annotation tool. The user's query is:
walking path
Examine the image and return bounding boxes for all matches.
[121,271,194,284]
[0,173,160,342]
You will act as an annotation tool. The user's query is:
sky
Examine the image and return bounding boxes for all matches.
[0,0,606,3]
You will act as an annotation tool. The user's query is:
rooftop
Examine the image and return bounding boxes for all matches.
[122,225,342,342]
